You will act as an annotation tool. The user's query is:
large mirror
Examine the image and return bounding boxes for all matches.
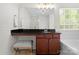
[18,3,55,29]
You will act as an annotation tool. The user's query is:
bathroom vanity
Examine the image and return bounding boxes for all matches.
[11,29,61,55]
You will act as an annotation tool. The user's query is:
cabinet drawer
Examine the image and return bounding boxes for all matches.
[53,34,60,39]
[36,35,44,38]
[45,34,52,39]
[36,34,52,39]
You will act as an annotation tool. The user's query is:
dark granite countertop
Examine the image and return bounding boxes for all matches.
[11,29,56,35]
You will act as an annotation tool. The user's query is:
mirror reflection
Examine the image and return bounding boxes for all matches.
[18,3,55,29]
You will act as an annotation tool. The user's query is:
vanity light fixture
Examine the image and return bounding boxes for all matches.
[36,3,55,9]
[36,3,55,14]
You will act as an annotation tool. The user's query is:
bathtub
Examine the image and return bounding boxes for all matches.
[61,40,79,55]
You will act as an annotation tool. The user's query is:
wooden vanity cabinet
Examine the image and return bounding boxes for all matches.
[36,33,60,55]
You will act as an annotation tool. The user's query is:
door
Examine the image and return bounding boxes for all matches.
[36,35,49,55]
[49,39,60,54]
[49,34,60,55]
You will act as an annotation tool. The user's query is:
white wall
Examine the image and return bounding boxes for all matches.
[0,3,19,54]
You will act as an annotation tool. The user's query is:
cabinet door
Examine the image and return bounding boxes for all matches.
[36,38,48,55]
[49,39,60,55]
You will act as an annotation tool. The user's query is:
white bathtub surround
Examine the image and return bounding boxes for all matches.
[61,40,79,55]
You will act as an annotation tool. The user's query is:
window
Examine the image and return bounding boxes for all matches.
[59,8,79,30]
